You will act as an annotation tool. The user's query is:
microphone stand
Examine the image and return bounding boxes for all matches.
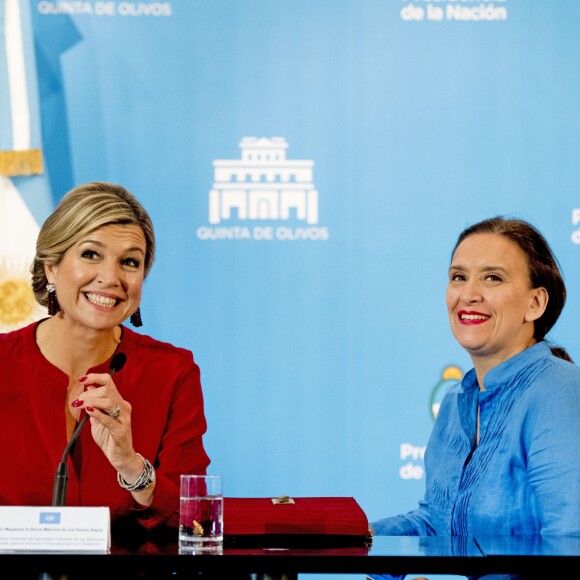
[51,352,127,506]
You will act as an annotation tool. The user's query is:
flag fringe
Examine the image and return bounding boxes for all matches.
[0,150,44,175]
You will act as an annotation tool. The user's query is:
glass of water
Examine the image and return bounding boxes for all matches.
[179,474,223,554]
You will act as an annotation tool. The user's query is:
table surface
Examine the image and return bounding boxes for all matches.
[2,534,579,578]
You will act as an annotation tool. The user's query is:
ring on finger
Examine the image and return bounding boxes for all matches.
[109,403,121,419]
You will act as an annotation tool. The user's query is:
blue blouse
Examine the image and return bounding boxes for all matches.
[372,341,580,538]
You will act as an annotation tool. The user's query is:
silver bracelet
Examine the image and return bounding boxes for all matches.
[117,453,155,491]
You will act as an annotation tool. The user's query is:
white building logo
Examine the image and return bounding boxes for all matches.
[197,137,329,241]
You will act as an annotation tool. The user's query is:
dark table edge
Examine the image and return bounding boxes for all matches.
[2,552,579,576]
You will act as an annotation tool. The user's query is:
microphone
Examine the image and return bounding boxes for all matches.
[51,352,127,506]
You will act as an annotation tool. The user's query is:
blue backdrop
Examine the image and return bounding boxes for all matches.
[2,2,580,579]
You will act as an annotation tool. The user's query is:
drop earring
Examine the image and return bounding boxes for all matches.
[130,307,143,327]
[46,283,61,316]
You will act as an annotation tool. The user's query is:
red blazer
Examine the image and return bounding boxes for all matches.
[0,320,210,530]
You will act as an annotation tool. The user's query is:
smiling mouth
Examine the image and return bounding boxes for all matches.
[459,313,490,321]
[85,293,119,308]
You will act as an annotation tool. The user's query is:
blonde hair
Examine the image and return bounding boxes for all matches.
[31,182,155,307]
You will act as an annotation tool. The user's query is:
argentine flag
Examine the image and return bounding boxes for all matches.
[1,0,53,332]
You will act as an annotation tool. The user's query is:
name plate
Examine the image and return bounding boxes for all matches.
[0,506,110,552]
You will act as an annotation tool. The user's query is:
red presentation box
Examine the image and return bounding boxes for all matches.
[223,496,371,548]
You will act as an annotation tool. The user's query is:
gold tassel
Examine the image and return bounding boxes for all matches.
[0,149,44,176]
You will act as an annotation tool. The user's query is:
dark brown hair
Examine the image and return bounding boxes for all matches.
[452,216,571,362]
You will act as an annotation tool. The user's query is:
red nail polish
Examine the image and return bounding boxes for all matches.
[71,399,83,408]
[79,376,87,383]
[86,407,94,412]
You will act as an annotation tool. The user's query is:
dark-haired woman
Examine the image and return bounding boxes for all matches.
[370,217,580,579]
